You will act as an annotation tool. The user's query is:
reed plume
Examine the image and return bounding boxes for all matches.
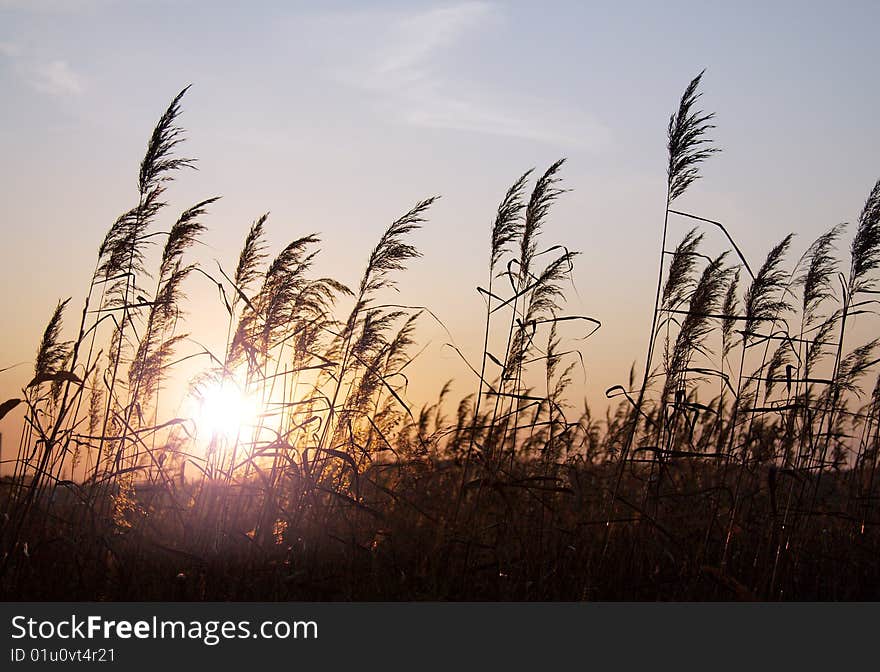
[233,213,269,302]
[666,252,730,386]
[138,85,196,194]
[33,299,72,383]
[491,170,531,271]
[519,160,566,282]
[797,224,844,327]
[849,179,880,297]
[743,234,794,338]
[667,70,719,202]
[357,198,437,307]
[721,268,740,359]
[662,228,704,311]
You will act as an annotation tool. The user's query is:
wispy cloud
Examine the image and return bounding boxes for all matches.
[29,59,84,96]
[367,3,492,89]
[0,40,85,97]
[320,2,609,150]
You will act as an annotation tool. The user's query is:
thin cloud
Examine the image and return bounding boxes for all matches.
[0,38,85,97]
[30,59,85,96]
[322,2,610,150]
[368,3,493,88]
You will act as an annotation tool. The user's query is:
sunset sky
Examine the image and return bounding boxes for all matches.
[2,0,879,447]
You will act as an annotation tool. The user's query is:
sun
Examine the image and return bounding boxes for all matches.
[191,378,260,442]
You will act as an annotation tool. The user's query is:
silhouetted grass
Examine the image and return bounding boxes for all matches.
[1,74,879,601]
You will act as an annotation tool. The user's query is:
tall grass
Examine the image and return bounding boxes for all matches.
[1,76,879,601]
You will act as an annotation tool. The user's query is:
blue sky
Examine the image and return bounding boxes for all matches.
[1,0,879,433]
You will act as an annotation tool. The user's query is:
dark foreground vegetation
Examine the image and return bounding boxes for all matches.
[1,73,879,600]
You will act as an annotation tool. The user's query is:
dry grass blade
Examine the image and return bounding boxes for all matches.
[0,398,22,420]
[28,370,82,389]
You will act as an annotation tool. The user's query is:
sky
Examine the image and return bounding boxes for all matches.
[1,0,879,447]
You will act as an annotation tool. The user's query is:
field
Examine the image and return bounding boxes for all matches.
[2,73,879,601]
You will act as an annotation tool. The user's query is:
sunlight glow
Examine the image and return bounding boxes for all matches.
[191,379,260,442]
